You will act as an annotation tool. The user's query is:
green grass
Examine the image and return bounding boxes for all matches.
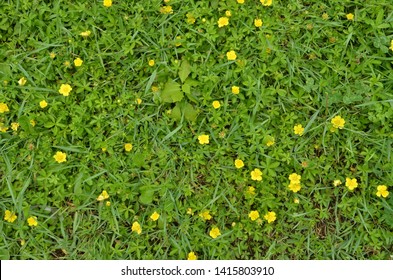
[1,0,393,260]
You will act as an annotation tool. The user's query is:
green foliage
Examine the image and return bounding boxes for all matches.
[0,0,393,260]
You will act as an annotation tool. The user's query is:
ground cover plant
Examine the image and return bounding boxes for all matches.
[1,0,393,260]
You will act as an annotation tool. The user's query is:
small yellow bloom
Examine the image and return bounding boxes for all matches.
[106,201,111,207]
[218,17,229,28]
[198,134,209,144]
[49,52,56,59]
[226,50,237,61]
[53,151,67,163]
[101,147,107,152]
[0,103,10,113]
[288,182,301,193]
[235,159,244,169]
[231,86,240,94]
[74,58,83,67]
[376,185,389,198]
[251,168,263,181]
[345,178,358,191]
[294,198,300,204]
[160,5,173,14]
[136,98,142,105]
[390,40,393,51]
[293,124,304,136]
[30,120,36,127]
[59,84,72,96]
[0,123,8,132]
[97,190,109,201]
[199,210,212,221]
[346,13,354,21]
[187,208,193,215]
[331,115,345,129]
[322,13,329,20]
[289,173,301,184]
[132,221,142,234]
[148,59,155,67]
[266,138,275,147]
[20,239,26,246]
[18,77,27,86]
[27,216,38,227]
[124,143,133,152]
[246,186,256,195]
[260,0,272,6]
[64,61,71,67]
[264,211,276,223]
[225,11,231,17]
[150,211,160,221]
[187,252,197,260]
[175,36,182,47]
[209,227,221,239]
[186,13,196,24]
[11,122,20,131]
[103,0,112,7]
[4,210,17,223]
[151,85,159,92]
[237,0,245,3]
[254,19,263,27]
[249,210,260,221]
[80,30,91,37]
[212,100,220,109]
[333,180,342,187]
[40,100,48,108]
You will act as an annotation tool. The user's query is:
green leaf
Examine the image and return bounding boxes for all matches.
[18,115,34,134]
[0,63,11,78]
[178,60,191,83]
[183,102,198,122]
[160,80,183,103]
[139,188,155,205]
[171,103,182,120]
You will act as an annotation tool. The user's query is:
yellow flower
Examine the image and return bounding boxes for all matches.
[50,52,56,59]
[30,119,36,126]
[264,211,276,223]
[346,13,354,21]
[212,100,220,109]
[231,86,240,94]
[246,186,256,195]
[150,211,160,221]
[237,0,245,3]
[227,50,237,61]
[11,122,20,131]
[235,159,244,169]
[4,210,17,223]
[198,134,209,144]
[132,221,142,234]
[151,85,159,92]
[218,17,229,28]
[289,173,301,184]
[64,61,71,67]
[293,124,304,136]
[124,143,133,152]
[20,239,26,246]
[106,201,111,207]
[0,103,10,113]
[148,59,155,67]
[331,115,345,129]
[333,180,342,187]
[27,216,38,227]
[199,210,212,221]
[187,208,193,215]
[80,30,91,37]
[249,210,260,221]
[53,151,67,163]
[103,0,112,7]
[175,36,182,47]
[59,84,72,96]
[376,185,389,198]
[288,182,301,193]
[345,178,358,191]
[0,123,8,132]
[294,198,300,204]
[260,0,272,6]
[186,13,196,24]
[40,100,48,108]
[187,252,197,260]
[322,13,329,20]
[136,98,142,105]
[74,58,83,67]
[251,168,263,181]
[18,77,27,86]
[254,19,263,27]
[266,138,275,147]
[97,190,109,201]
[390,40,393,51]
[160,5,173,14]
[225,11,231,17]
[209,227,221,239]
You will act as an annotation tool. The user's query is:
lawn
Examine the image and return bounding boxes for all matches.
[0,0,393,260]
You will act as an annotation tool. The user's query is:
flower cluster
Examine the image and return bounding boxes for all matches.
[288,173,301,193]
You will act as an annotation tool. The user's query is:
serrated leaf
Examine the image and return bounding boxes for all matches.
[160,80,183,103]
[171,103,181,120]
[183,102,198,122]
[178,60,191,83]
